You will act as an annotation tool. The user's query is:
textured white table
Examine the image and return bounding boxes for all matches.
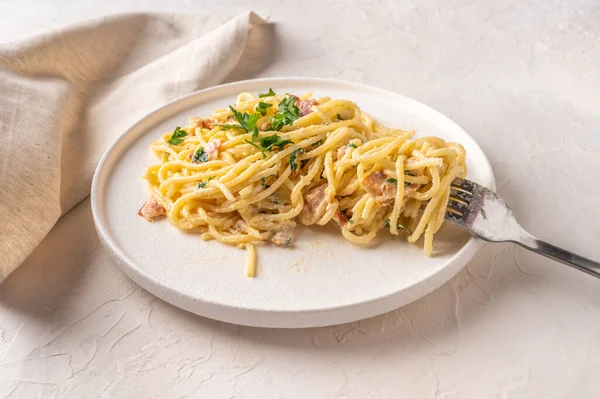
[2,1,600,398]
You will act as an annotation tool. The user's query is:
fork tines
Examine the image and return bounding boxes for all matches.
[451,177,475,194]
[447,178,475,218]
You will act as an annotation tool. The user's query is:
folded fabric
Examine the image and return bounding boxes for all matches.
[0,11,269,282]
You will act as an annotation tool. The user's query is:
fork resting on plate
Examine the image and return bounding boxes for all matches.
[446,178,600,279]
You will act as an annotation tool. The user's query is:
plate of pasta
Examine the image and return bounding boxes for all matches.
[91,77,494,328]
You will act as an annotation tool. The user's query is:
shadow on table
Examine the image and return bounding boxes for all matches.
[0,197,573,364]
[0,199,96,320]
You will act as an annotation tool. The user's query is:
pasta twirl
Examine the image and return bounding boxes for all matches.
[139,90,467,277]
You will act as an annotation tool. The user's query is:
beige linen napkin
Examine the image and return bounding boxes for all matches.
[0,11,269,282]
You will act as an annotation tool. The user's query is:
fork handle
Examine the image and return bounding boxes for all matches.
[517,231,600,279]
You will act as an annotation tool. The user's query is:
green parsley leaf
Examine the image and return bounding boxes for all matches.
[167,127,188,145]
[384,219,408,232]
[244,139,267,158]
[261,177,270,188]
[192,147,209,163]
[348,143,358,149]
[283,238,292,246]
[197,177,212,189]
[229,105,260,134]
[274,139,294,150]
[246,113,261,132]
[386,178,398,184]
[256,102,272,116]
[268,96,300,131]
[259,134,293,151]
[337,113,343,120]
[258,88,276,98]
[259,134,280,149]
[217,124,244,130]
[349,219,354,224]
[289,148,303,171]
[405,171,415,176]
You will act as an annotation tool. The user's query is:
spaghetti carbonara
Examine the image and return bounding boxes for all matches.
[139,90,467,277]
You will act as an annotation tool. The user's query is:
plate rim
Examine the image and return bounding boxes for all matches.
[91,77,495,328]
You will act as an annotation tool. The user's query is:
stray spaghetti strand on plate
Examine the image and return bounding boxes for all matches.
[139,90,467,277]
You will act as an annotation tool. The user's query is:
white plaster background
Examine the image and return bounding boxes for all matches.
[1,0,600,397]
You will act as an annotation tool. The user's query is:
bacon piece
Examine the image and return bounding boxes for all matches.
[271,228,293,247]
[332,210,348,229]
[202,118,216,129]
[361,171,396,206]
[293,96,317,117]
[403,183,420,197]
[189,116,203,128]
[138,196,166,221]
[300,184,350,228]
[204,139,222,160]
[234,219,247,232]
[300,184,328,225]
[304,184,327,213]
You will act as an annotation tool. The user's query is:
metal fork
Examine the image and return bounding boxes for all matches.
[446,178,600,279]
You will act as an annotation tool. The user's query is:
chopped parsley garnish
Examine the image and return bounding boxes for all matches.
[258,88,276,98]
[349,219,354,224]
[245,133,294,158]
[259,134,293,151]
[289,148,303,171]
[386,178,398,184]
[244,140,267,158]
[256,102,272,116]
[405,170,415,176]
[384,219,408,232]
[283,238,292,246]
[227,105,261,141]
[192,147,208,163]
[337,113,343,120]
[167,127,187,145]
[197,177,212,188]
[348,143,358,149]
[218,124,244,131]
[229,106,260,133]
[261,177,271,188]
[268,96,300,131]
[251,126,260,141]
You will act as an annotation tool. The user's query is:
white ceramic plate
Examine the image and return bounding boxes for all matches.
[91,78,495,328]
